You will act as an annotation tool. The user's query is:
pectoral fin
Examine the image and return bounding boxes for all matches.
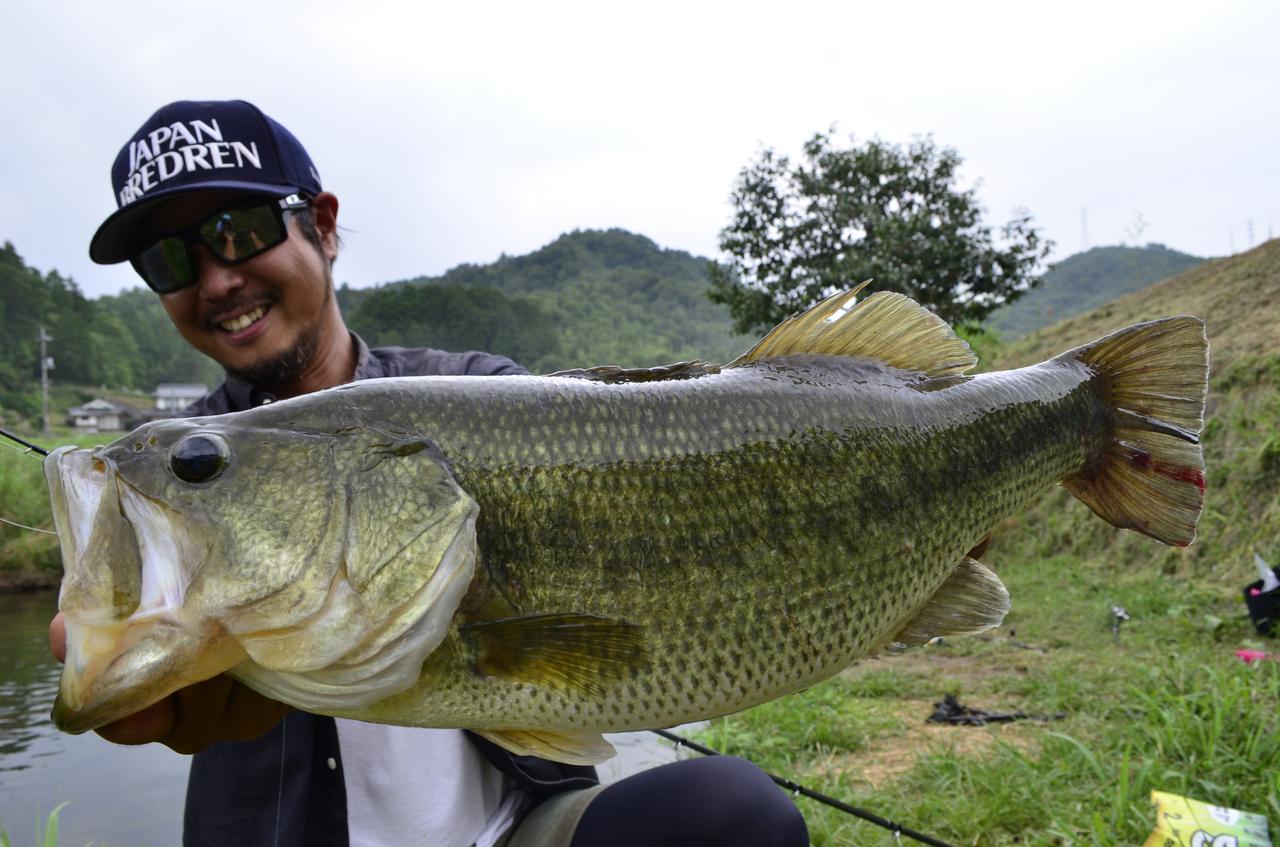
[474,728,617,765]
[892,557,1010,647]
[463,613,648,698]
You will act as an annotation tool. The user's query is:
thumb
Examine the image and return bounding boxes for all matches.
[50,612,66,664]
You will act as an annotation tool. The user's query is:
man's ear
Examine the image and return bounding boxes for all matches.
[311,192,340,263]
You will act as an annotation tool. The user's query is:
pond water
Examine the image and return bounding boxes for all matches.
[0,591,189,846]
[0,591,696,845]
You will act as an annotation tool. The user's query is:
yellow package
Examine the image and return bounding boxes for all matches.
[1145,790,1272,847]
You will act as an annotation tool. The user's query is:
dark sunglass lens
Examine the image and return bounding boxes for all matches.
[137,238,193,293]
[199,205,284,261]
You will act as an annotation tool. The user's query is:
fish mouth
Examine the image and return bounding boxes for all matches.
[44,445,245,733]
[51,616,246,734]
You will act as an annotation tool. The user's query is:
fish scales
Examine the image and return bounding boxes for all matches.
[43,289,1207,764]
[306,356,1103,731]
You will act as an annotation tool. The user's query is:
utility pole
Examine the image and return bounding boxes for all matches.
[39,326,53,438]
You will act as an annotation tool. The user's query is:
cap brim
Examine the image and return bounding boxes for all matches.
[89,179,302,264]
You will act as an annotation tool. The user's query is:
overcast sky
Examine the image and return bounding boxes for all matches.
[4,1,1277,299]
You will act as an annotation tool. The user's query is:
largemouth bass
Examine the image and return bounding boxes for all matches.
[44,288,1208,763]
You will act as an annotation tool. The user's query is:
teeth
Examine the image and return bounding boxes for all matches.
[219,306,265,333]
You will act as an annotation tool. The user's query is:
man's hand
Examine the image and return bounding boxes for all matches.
[49,612,291,755]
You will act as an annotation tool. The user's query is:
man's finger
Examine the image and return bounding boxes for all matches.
[49,612,66,664]
[163,676,290,755]
[96,697,177,746]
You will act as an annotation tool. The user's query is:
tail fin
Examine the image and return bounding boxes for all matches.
[1062,316,1208,547]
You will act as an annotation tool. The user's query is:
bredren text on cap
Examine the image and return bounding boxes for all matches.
[89,100,322,265]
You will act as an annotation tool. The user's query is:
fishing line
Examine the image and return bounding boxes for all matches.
[0,427,50,457]
[652,729,958,847]
[0,516,56,535]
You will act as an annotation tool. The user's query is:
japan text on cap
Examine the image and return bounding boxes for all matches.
[89,100,322,264]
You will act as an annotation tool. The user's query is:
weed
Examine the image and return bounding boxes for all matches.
[0,803,71,847]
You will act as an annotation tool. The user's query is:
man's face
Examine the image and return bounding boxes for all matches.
[134,191,340,386]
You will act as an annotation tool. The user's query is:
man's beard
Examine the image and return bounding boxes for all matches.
[224,270,332,389]
[225,319,324,388]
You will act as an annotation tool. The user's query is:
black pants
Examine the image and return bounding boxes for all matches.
[570,756,809,847]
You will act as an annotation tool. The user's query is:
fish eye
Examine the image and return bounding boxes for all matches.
[169,433,230,484]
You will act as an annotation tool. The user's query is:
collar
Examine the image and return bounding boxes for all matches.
[222,331,375,408]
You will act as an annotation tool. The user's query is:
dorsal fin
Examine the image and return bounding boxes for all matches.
[727,283,977,378]
[548,360,721,384]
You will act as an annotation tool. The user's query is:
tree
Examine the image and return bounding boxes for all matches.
[708,131,1053,334]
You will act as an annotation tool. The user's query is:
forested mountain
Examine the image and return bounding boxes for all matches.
[987,244,1204,339]
[0,233,1215,423]
[0,243,221,420]
[340,229,753,372]
[0,230,750,424]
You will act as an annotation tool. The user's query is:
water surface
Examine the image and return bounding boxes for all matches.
[0,591,188,846]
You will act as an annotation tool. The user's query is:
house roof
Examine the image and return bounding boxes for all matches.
[154,383,209,397]
[68,398,132,416]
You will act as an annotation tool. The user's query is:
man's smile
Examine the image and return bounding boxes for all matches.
[212,303,272,340]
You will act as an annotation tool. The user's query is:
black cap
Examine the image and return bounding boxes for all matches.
[89,100,323,264]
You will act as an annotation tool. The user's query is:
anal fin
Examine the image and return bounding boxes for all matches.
[892,557,1010,648]
[463,613,648,698]
[474,728,617,765]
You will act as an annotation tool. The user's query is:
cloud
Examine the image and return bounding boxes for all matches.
[3,0,1276,297]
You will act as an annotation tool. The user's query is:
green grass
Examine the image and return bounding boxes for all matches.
[0,803,70,847]
[0,429,113,588]
[695,581,1277,845]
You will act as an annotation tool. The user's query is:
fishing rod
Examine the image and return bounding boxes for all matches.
[0,428,57,534]
[652,729,958,847]
[0,427,50,457]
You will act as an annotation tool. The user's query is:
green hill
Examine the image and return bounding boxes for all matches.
[338,229,754,372]
[988,244,1205,339]
[1,230,747,427]
[0,243,220,426]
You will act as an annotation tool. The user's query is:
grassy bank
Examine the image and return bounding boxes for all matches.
[694,557,1277,845]
[0,430,112,591]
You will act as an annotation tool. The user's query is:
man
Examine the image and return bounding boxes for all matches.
[51,100,808,846]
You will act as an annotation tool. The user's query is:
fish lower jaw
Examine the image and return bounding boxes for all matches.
[53,617,247,734]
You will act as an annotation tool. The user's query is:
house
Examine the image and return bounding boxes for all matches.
[153,383,208,411]
[66,398,143,432]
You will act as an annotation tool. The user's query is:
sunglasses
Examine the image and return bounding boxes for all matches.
[131,194,311,294]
